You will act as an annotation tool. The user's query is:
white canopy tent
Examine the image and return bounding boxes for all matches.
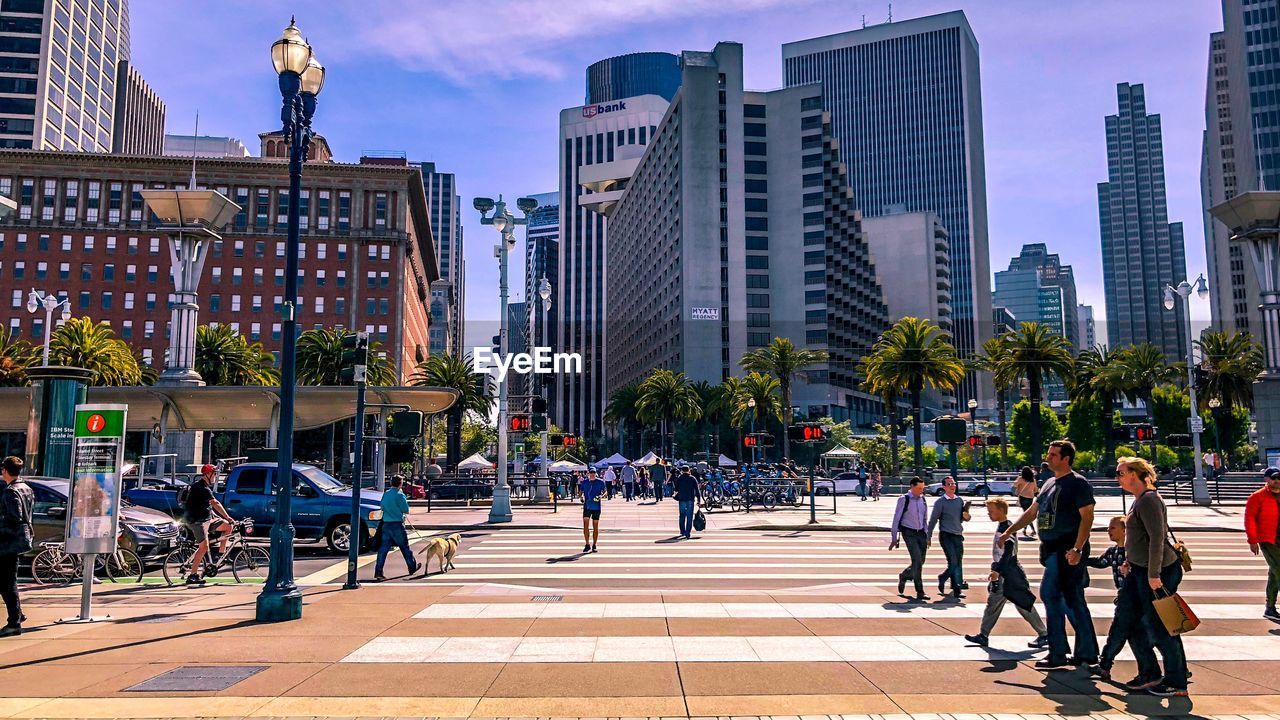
[595,452,629,468]
[549,458,588,473]
[634,451,661,466]
[822,445,859,460]
[457,453,495,470]
[717,454,737,467]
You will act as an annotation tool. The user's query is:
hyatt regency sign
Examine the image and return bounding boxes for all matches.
[691,307,720,320]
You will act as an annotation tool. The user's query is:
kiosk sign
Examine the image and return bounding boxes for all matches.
[65,404,127,555]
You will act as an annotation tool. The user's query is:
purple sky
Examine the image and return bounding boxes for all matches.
[132,0,1223,350]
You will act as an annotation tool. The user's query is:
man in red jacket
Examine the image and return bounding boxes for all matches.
[1245,467,1280,621]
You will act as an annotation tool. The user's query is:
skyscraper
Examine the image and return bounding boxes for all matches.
[1202,1,1275,334]
[0,0,141,152]
[993,243,1078,350]
[783,11,993,406]
[111,59,164,155]
[419,162,464,355]
[1099,82,1187,361]
[585,52,681,104]
[524,191,558,352]
[1077,304,1096,351]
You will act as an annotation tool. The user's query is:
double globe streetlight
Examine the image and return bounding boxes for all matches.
[1163,273,1211,506]
[26,290,71,366]
[258,17,325,623]
[536,276,552,502]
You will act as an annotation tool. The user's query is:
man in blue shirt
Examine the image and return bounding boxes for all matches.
[580,468,605,553]
[374,476,417,581]
[890,476,931,601]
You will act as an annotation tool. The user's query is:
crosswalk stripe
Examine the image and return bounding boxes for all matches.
[408,572,1256,582]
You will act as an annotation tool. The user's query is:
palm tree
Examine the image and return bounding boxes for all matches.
[734,371,783,461]
[48,317,141,386]
[864,317,965,477]
[636,369,702,458]
[604,383,642,456]
[195,324,280,386]
[716,376,746,463]
[411,353,494,468]
[997,322,1074,467]
[740,338,828,460]
[860,353,902,475]
[295,328,395,387]
[1196,330,1264,411]
[690,380,720,461]
[971,336,1016,469]
[1071,345,1126,467]
[1108,342,1181,457]
[0,334,38,387]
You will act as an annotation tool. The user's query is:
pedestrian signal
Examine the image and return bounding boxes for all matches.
[548,433,578,447]
[1133,424,1155,443]
[509,415,532,433]
[788,423,827,443]
[967,434,984,448]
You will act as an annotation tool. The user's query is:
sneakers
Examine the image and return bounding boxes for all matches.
[185,574,205,586]
[1028,635,1050,649]
[1265,606,1280,621]
[1124,675,1161,691]
[1147,683,1189,697]
[591,545,598,553]
[407,562,419,576]
[583,544,591,553]
[1034,657,1073,670]
[963,633,989,647]
[1087,664,1112,681]
[0,625,20,638]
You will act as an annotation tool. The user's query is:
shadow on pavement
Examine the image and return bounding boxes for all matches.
[0,618,260,671]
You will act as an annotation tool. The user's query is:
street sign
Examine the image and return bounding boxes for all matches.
[66,404,127,555]
[1189,416,1205,434]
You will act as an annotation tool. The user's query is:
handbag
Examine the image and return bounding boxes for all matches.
[692,509,706,532]
[1167,529,1192,573]
[1152,587,1200,635]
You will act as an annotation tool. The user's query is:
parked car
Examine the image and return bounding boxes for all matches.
[426,478,495,500]
[927,477,1017,497]
[25,477,181,561]
[124,463,383,554]
[814,472,867,496]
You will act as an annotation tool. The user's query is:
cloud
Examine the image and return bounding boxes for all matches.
[334,0,810,83]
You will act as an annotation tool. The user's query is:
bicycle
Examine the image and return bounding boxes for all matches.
[31,540,144,585]
[162,519,269,585]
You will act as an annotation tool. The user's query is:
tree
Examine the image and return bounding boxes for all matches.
[1196,330,1263,411]
[972,336,1015,469]
[295,328,395,387]
[864,317,965,477]
[604,384,642,457]
[1064,396,1105,458]
[461,416,498,459]
[48,317,141,386]
[739,337,828,460]
[1150,384,1191,443]
[1071,346,1126,466]
[1109,343,1181,458]
[411,353,495,469]
[195,324,279,386]
[998,322,1074,466]
[0,334,38,387]
[636,369,702,458]
[734,371,783,461]
[716,376,746,463]
[1008,399,1065,462]
[861,352,903,475]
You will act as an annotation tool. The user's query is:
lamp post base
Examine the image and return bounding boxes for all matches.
[533,478,550,502]
[489,483,513,523]
[255,589,303,622]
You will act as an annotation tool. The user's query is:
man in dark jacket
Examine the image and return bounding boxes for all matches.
[673,467,702,539]
[0,456,33,636]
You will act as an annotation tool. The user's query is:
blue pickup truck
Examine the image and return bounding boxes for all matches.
[123,463,383,554]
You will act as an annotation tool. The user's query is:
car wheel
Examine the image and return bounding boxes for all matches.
[326,518,367,554]
[428,490,440,500]
[816,487,830,496]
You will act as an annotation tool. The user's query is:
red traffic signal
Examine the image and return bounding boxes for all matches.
[788,423,827,443]
[509,415,532,433]
[548,433,578,447]
[1133,424,1155,443]
[967,434,984,448]
[744,435,759,448]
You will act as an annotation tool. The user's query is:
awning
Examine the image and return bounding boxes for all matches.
[0,384,459,433]
[595,452,629,467]
[822,445,859,459]
[634,451,661,466]
[457,453,494,470]
[717,454,737,467]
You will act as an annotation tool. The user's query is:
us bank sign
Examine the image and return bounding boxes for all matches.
[582,100,627,119]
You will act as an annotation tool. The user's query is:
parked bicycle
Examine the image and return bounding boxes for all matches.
[162,519,269,585]
[31,540,144,585]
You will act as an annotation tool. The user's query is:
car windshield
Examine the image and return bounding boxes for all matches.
[298,466,345,493]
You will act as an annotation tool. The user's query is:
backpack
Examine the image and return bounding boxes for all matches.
[176,483,190,505]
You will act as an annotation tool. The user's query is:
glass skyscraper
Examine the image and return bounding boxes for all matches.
[585,51,680,104]
[1099,82,1187,362]
[782,11,993,407]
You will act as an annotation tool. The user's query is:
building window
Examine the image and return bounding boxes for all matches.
[147,265,158,282]
[101,292,112,310]
[232,268,242,286]
[9,290,20,309]
[250,322,261,341]
[86,181,100,222]
[337,191,350,230]
[256,188,269,228]
[298,189,310,230]
[105,236,116,253]
[272,323,281,340]
[251,295,262,312]
[317,191,330,231]
[233,240,244,257]
[368,244,378,260]
[234,188,249,230]
[314,297,324,313]
[150,237,160,254]
[41,180,55,221]
[121,320,132,339]
[211,267,221,284]
[275,241,285,258]
[144,321,154,338]
[316,270,326,287]
[231,295,241,312]
[317,243,327,260]
[380,245,391,261]
[379,271,389,288]
[335,297,346,315]
[124,292,134,309]
[379,298,389,315]
[35,261,46,279]
[59,262,70,280]
[336,270,346,288]
[103,264,114,281]
[374,192,387,228]
[127,236,137,254]
[209,294,220,312]
[80,263,91,281]
[79,292,90,310]
[253,268,263,286]
[145,293,156,310]
[274,269,284,286]
[84,236,95,251]
[63,179,78,222]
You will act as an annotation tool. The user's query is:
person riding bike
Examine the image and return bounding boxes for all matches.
[182,464,235,585]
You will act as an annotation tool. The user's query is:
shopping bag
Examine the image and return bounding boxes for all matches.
[692,510,706,532]
[1152,588,1200,635]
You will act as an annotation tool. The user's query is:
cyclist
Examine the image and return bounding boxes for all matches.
[183,463,235,585]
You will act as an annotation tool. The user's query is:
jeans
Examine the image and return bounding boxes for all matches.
[678,500,695,537]
[1040,548,1099,662]
[899,527,928,596]
[938,531,965,592]
[374,522,415,576]
[0,554,19,627]
[1098,589,1137,669]
[1128,562,1189,687]
[624,483,635,501]
[979,583,1046,638]
[858,481,867,499]
[1262,542,1280,608]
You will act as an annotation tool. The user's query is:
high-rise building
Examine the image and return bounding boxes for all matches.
[993,243,1078,349]
[524,191,558,351]
[163,135,250,159]
[606,42,889,425]
[110,59,164,155]
[585,52,681,104]
[418,162,464,355]
[1202,2,1275,335]
[1099,82,1187,361]
[0,0,142,152]
[783,11,993,406]
[1077,304,1096,351]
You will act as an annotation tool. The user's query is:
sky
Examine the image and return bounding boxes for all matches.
[131,0,1224,350]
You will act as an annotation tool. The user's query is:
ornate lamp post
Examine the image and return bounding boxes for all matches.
[473,195,538,523]
[1207,396,1224,473]
[25,290,71,365]
[1163,274,1210,505]
[535,276,552,502]
[257,17,324,622]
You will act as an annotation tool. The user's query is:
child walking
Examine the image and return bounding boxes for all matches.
[965,497,1049,649]
[1087,516,1132,681]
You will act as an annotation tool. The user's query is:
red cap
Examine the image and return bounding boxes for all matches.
[200,463,217,476]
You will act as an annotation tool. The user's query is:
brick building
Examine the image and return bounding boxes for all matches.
[0,146,439,381]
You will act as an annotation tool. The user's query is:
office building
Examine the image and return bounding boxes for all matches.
[993,243,1078,348]
[0,147,439,381]
[992,306,1016,337]
[0,0,145,152]
[418,162,464,355]
[783,11,993,406]
[607,42,889,425]
[586,51,681,104]
[164,134,251,159]
[1202,2,1275,334]
[110,59,163,155]
[1077,304,1095,351]
[524,191,558,351]
[1099,82,1187,361]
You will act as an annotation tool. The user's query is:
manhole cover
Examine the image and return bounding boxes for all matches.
[126,665,266,692]
[532,595,563,602]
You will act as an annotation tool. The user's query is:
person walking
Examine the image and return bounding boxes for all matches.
[621,461,637,502]
[652,460,666,502]
[1086,516,1134,681]
[890,476,931,601]
[374,476,418,581]
[602,465,617,500]
[1245,467,1280,621]
[964,497,1048,649]
[1001,440,1099,670]
[857,462,868,500]
[869,464,882,501]
[1114,456,1189,697]
[0,457,33,637]
[673,466,702,539]
[928,476,970,598]
[580,468,605,553]
[1014,465,1039,539]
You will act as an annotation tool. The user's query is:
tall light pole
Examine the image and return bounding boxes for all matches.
[26,290,71,365]
[747,397,757,465]
[1163,273,1210,506]
[258,17,324,622]
[966,398,978,472]
[535,276,552,502]
[474,195,538,523]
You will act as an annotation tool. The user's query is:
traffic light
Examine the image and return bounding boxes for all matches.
[986,435,1002,447]
[744,435,759,448]
[385,440,416,465]
[530,414,547,432]
[388,410,424,441]
[745,433,774,448]
[1111,425,1133,443]
[531,397,547,414]
[548,433,578,447]
[788,423,827,443]
[509,414,532,433]
[338,332,369,383]
[1133,424,1155,443]
[934,416,969,444]
[967,434,985,448]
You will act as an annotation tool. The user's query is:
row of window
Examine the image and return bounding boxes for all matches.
[6,316,393,346]
[6,287,394,317]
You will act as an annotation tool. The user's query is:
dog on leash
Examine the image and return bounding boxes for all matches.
[444,533,462,570]
[418,537,450,576]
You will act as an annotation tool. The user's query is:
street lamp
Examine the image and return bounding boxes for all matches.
[966,398,978,473]
[1207,396,1223,474]
[474,195,537,523]
[26,290,71,365]
[747,397,758,465]
[535,276,552,502]
[257,17,323,623]
[1162,273,1211,506]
